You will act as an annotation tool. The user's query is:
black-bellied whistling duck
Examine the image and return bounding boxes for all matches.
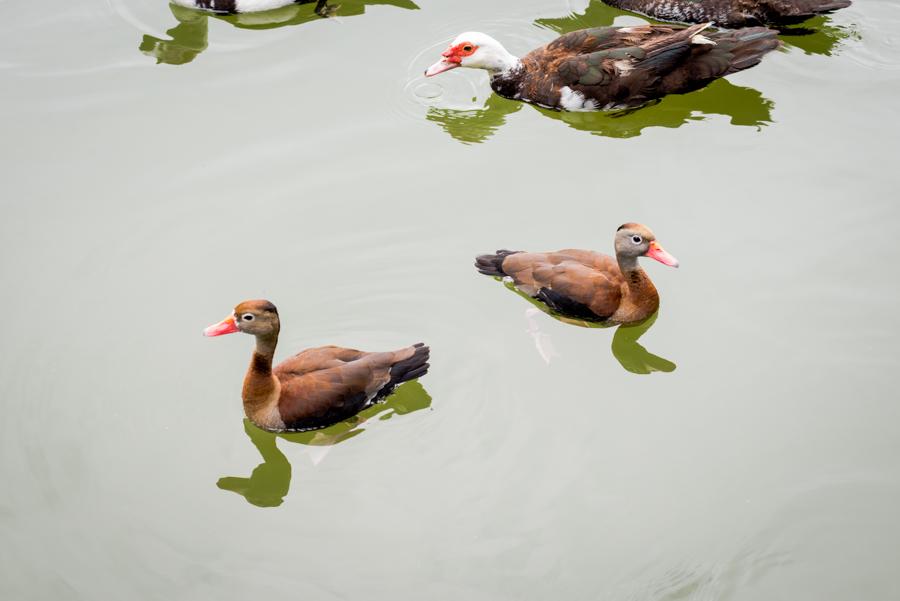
[603,0,851,28]
[425,24,779,111]
[204,300,430,432]
[475,223,679,324]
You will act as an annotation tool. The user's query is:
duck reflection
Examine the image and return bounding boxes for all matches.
[776,14,860,56]
[217,381,432,507]
[141,0,419,66]
[536,0,858,57]
[427,78,773,143]
[507,281,676,374]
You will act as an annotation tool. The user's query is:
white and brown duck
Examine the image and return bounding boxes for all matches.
[425,24,779,111]
[172,0,330,14]
[603,0,851,28]
[475,224,679,324]
[204,300,430,432]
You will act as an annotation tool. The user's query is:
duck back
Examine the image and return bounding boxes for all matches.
[491,25,779,111]
[604,0,852,27]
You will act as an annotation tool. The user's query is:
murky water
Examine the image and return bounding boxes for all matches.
[2,0,899,599]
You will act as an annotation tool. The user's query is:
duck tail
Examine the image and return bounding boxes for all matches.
[388,343,430,388]
[475,249,521,277]
[710,27,781,73]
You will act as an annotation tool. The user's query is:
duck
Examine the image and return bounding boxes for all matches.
[475,223,679,324]
[171,0,325,14]
[602,0,852,28]
[425,24,779,111]
[204,300,430,432]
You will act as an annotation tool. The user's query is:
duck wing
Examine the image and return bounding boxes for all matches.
[521,24,777,109]
[275,345,369,376]
[605,0,851,27]
[274,345,429,431]
[502,250,624,319]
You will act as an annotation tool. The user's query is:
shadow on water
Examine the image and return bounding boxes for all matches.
[216,381,432,507]
[140,0,419,65]
[504,280,676,374]
[427,78,773,144]
[536,0,859,57]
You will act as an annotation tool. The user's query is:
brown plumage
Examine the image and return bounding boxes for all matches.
[604,0,852,28]
[427,25,780,111]
[509,24,778,110]
[204,300,429,432]
[475,224,679,325]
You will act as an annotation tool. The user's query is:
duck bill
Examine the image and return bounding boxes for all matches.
[645,241,679,268]
[424,59,459,77]
[204,316,239,337]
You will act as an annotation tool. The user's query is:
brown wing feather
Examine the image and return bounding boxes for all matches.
[517,25,697,108]
[513,24,776,109]
[273,346,418,429]
[274,345,368,377]
[277,353,394,427]
[502,250,625,319]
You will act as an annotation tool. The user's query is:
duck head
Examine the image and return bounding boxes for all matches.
[615,223,679,268]
[425,32,520,77]
[204,299,280,338]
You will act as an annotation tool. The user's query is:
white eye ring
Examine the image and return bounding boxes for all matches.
[631,235,643,244]
[241,313,255,321]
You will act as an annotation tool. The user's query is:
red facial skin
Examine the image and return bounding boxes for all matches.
[442,41,478,64]
[425,42,479,77]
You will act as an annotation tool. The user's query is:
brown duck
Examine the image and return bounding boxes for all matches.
[475,224,679,324]
[425,24,779,111]
[604,0,852,28]
[204,300,430,432]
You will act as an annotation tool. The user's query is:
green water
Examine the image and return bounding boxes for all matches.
[2,0,899,599]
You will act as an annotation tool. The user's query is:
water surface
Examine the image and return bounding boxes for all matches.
[2,0,899,599]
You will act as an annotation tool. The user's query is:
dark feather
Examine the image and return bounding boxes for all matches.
[604,0,851,27]
[491,24,779,111]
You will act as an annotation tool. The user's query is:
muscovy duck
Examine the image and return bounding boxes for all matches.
[603,0,852,28]
[426,24,780,111]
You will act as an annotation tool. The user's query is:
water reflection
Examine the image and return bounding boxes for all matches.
[426,94,520,145]
[777,15,861,57]
[141,0,419,66]
[217,418,291,507]
[428,79,773,143]
[535,0,859,57]
[505,281,676,374]
[217,381,432,507]
[611,313,676,374]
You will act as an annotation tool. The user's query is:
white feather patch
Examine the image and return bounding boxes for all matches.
[613,59,634,75]
[558,86,599,111]
[691,34,716,46]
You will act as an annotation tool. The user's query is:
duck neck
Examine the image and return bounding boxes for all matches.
[491,50,521,76]
[242,330,280,414]
[487,50,523,81]
[617,255,659,314]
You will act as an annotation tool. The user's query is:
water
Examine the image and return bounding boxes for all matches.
[1,0,899,599]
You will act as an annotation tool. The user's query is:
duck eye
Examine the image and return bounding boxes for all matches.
[631,235,643,244]
[241,314,254,321]
[463,45,473,52]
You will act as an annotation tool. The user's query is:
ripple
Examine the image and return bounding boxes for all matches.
[393,14,555,125]
[413,82,443,100]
